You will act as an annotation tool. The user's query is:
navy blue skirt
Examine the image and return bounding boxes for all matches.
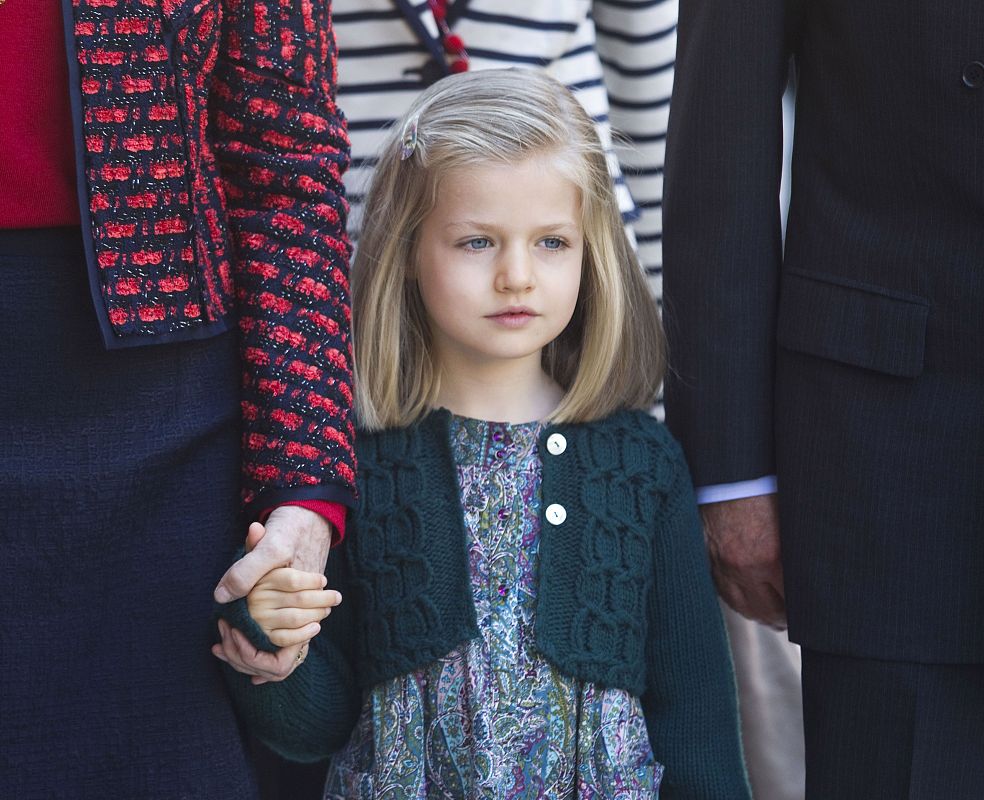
[0,228,258,799]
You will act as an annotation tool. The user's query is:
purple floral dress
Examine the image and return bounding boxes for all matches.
[324,416,663,799]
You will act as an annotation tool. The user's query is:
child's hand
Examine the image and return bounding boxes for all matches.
[246,567,342,648]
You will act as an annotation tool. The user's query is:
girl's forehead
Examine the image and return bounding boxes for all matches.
[429,161,582,227]
[435,156,582,202]
[439,150,578,179]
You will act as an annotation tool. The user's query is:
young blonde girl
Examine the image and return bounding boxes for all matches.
[216,69,749,799]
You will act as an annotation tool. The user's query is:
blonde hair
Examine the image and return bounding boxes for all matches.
[353,68,665,430]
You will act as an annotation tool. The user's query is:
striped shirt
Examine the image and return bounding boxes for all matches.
[333,0,676,295]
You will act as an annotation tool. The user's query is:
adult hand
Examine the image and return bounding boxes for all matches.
[213,617,312,686]
[701,493,786,629]
[212,509,334,684]
[213,505,334,604]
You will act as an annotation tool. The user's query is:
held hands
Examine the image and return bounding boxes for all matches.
[214,505,334,604]
[213,559,341,685]
[247,566,341,648]
[701,494,786,629]
[212,515,339,684]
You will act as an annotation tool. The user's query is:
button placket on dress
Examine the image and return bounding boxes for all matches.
[487,422,520,604]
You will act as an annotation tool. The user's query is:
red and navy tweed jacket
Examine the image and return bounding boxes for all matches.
[60,0,355,510]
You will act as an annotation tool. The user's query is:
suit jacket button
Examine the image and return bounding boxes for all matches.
[962,61,984,89]
[545,503,567,525]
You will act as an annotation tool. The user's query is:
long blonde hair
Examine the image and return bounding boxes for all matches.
[353,69,665,430]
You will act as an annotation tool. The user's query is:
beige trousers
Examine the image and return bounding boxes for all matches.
[723,603,805,800]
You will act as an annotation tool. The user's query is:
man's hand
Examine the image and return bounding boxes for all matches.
[214,505,333,604]
[701,493,786,629]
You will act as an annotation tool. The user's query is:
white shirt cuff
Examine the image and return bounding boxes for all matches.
[695,476,778,505]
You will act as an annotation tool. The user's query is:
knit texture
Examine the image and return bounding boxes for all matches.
[221,409,750,798]
[63,0,356,507]
[0,6,79,227]
[1,231,256,798]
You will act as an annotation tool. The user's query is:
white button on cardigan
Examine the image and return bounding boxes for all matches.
[546,433,567,455]
[545,503,567,525]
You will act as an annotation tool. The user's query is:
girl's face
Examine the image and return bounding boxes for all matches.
[415,156,584,381]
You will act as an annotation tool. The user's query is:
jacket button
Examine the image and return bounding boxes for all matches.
[545,503,567,525]
[962,61,984,89]
[546,433,567,455]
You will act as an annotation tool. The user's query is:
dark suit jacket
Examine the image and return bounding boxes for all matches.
[663,0,984,663]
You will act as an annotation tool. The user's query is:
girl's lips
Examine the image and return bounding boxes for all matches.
[487,308,539,328]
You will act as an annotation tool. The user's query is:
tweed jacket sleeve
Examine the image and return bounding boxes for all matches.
[210,0,357,510]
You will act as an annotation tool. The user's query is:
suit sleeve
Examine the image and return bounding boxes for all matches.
[211,0,356,515]
[641,444,751,799]
[593,0,677,292]
[662,0,798,484]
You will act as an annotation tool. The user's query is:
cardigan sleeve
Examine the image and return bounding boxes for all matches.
[641,441,751,799]
[218,622,361,762]
[210,0,357,515]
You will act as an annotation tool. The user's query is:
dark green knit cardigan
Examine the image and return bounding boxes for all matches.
[220,409,750,799]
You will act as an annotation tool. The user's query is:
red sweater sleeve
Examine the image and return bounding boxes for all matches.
[258,501,347,546]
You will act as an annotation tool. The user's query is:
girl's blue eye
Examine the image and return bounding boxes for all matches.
[541,237,566,250]
[465,238,491,250]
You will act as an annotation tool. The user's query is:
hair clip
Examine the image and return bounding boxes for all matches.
[399,114,420,161]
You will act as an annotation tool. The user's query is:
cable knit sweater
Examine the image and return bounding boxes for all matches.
[220,409,750,799]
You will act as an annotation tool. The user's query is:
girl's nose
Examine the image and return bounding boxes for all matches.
[494,248,535,293]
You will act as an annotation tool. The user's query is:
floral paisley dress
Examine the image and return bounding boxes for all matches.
[324,416,663,799]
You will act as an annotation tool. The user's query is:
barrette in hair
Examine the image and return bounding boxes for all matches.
[400,114,420,160]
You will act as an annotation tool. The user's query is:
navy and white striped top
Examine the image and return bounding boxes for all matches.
[333,0,676,294]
